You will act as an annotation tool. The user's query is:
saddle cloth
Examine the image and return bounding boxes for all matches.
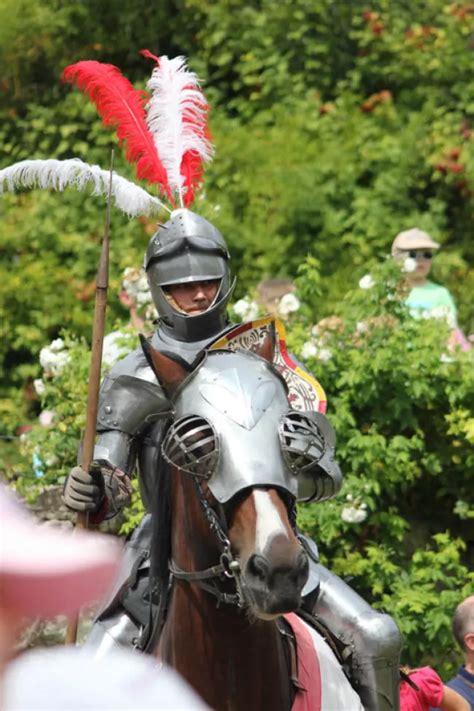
[284,613,364,711]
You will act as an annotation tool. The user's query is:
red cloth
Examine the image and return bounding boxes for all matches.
[284,613,321,711]
[400,667,444,711]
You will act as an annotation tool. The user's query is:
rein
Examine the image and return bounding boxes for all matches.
[169,476,247,608]
[169,477,299,610]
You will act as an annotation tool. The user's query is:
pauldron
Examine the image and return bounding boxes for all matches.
[97,374,170,435]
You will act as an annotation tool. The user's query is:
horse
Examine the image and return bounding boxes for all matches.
[143,335,364,711]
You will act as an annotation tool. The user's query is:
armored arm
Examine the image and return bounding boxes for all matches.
[91,350,170,518]
[296,410,343,503]
[95,373,169,468]
[285,351,343,503]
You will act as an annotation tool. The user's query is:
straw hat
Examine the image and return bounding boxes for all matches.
[391,228,440,256]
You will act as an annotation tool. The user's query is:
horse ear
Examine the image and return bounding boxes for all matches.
[140,334,189,394]
[256,324,275,364]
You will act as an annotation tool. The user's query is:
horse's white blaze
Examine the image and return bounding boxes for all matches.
[253,490,289,554]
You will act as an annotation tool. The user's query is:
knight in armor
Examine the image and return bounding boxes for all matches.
[63,207,402,711]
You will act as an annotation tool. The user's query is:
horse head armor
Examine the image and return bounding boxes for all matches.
[161,349,342,503]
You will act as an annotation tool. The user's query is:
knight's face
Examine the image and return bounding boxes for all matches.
[165,279,220,315]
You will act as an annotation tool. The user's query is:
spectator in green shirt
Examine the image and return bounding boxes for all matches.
[391,228,470,351]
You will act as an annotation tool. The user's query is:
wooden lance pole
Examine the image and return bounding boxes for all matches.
[64,150,114,645]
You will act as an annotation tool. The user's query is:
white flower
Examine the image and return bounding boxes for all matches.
[102,330,134,367]
[39,410,55,427]
[301,341,318,359]
[311,325,320,337]
[123,267,136,279]
[341,506,368,524]
[122,267,151,304]
[317,347,332,362]
[346,493,353,502]
[356,321,368,333]
[440,353,455,364]
[402,257,417,273]
[358,274,375,290]
[213,204,221,213]
[136,289,152,306]
[33,378,46,395]
[278,293,300,316]
[49,338,65,351]
[39,343,70,377]
[145,303,158,321]
[232,297,259,321]
[137,274,149,292]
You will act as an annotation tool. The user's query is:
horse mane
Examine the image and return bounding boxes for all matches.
[150,446,172,591]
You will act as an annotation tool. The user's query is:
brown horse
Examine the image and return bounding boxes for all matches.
[144,339,361,711]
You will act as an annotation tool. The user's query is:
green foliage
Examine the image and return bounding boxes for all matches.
[10,334,90,501]
[0,0,473,679]
[291,258,474,675]
[120,478,146,536]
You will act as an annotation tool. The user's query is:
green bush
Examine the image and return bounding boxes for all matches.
[291,257,474,675]
[0,0,473,678]
[11,257,473,676]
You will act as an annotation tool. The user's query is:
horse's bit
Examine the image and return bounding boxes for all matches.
[169,475,248,608]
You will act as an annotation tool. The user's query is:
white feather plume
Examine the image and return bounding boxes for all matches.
[0,158,170,217]
[145,56,214,207]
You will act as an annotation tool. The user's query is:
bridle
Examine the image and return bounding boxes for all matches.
[169,475,298,610]
[169,475,246,608]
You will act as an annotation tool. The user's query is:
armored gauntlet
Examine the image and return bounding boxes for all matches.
[63,465,105,513]
[63,465,132,521]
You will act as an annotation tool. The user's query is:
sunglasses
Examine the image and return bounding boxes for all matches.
[408,250,433,260]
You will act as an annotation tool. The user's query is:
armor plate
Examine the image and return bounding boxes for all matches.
[171,350,297,502]
[97,374,170,435]
[168,349,341,504]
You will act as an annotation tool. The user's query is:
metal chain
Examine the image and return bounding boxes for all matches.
[191,476,245,604]
[182,479,298,610]
[192,476,232,554]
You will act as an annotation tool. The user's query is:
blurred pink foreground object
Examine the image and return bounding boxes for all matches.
[0,484,122,617]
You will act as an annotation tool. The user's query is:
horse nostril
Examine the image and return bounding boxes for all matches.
[247,554,269,581]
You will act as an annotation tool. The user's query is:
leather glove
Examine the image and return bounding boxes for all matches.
[63,465,105,513]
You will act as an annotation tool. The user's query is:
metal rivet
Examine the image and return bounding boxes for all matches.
[105,405,112,414]
[112,420,119,426]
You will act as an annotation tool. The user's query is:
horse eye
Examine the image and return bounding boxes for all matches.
[162,415,219,478]
[279,411,325,474]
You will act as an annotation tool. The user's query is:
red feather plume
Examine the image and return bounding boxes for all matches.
[62,61,173,203]
[180,145,206,207]
[140,50,213,208]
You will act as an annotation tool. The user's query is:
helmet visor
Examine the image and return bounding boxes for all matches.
[147,248,228,287]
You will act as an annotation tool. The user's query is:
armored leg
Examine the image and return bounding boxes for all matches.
[310,561,402,711]
[84,514,154,656]
[84,612,141,658]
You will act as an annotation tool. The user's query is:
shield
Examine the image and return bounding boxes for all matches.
[207,316,327,414]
